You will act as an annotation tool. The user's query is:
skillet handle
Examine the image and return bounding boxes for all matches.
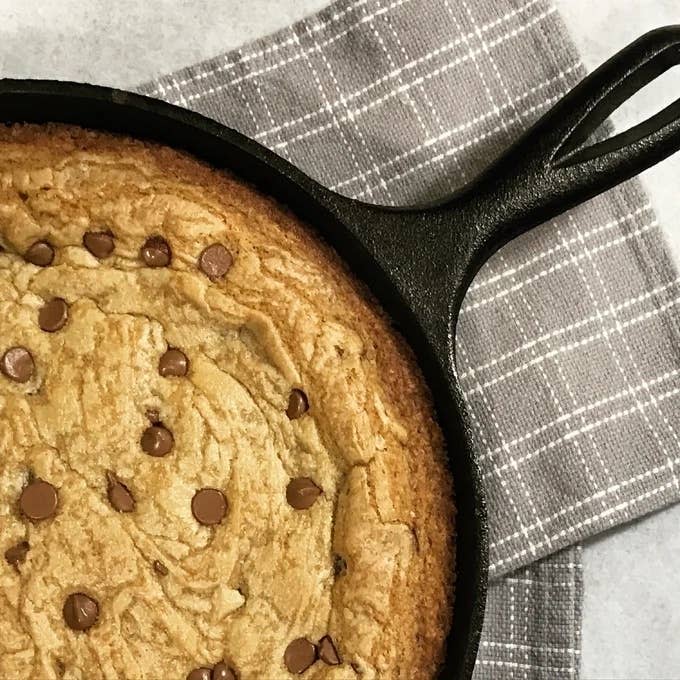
[454,25,680,268]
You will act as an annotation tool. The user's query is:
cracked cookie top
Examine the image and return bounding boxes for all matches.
[0,124,455,680]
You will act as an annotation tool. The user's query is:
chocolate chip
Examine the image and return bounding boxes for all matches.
[1,347,35,383]
[284,638,317,674]
[186,668,211,680]
[286,389,309,420]
[106,471,135,513]
[332,554,347,577]
[20,479,58,521]
[4,540,30,567]
[212,661,237,680]
[191,488,227,526]
[141,425,174,457]
[83,230,115,259]
[158,348,189,377]
[140,236,171,268]
[198,244,233,281]
[286,477,322,510]
[25,240,55,266]
[39,297,69,332]
[186,666,210,680]
[63,592,99,631]
[153,560,169,576]
[318,636,341,666]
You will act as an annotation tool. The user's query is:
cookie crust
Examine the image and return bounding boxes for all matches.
[0,124,455,679]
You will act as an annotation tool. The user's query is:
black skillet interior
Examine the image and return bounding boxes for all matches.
[2,25,680,680]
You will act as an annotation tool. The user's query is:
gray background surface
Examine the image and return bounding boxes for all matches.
[1,1,679,677]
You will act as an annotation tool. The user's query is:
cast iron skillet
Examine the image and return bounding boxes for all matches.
[2,26,680,680]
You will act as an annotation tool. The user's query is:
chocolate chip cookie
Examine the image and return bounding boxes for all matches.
[0,124,454,679]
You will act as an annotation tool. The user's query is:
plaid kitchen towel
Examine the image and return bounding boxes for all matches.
[474,545,582,680]
[137,0,680,677]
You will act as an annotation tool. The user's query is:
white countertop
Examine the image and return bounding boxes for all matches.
[1,1,679,677]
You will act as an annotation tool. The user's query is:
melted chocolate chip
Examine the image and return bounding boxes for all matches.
[1,347,35,383]
[20,480,58,521]
[186,668,211,680]
[332,554,348,577]
[141,425,174,457]
[140,236,171,268]
[106,471,135,513]
[39,297,69,333]
[83,231,115,259]
[286,389,309,420]
[212,661,237,680]
[25,240,55,266]
[198,243,233,281]
[4,540,30,567]
[158,348,189,377]
[153,560,169,577]
[284,638,317,674]
[191,488,228,526]
[63,592,99,631]
[286,477,322,510]
[318,636,341,666]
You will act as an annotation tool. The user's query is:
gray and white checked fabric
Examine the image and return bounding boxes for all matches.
[137,0,680,677]
[474,546,582,680]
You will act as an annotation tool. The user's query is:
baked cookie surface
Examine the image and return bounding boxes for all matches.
[0,125,455,680]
